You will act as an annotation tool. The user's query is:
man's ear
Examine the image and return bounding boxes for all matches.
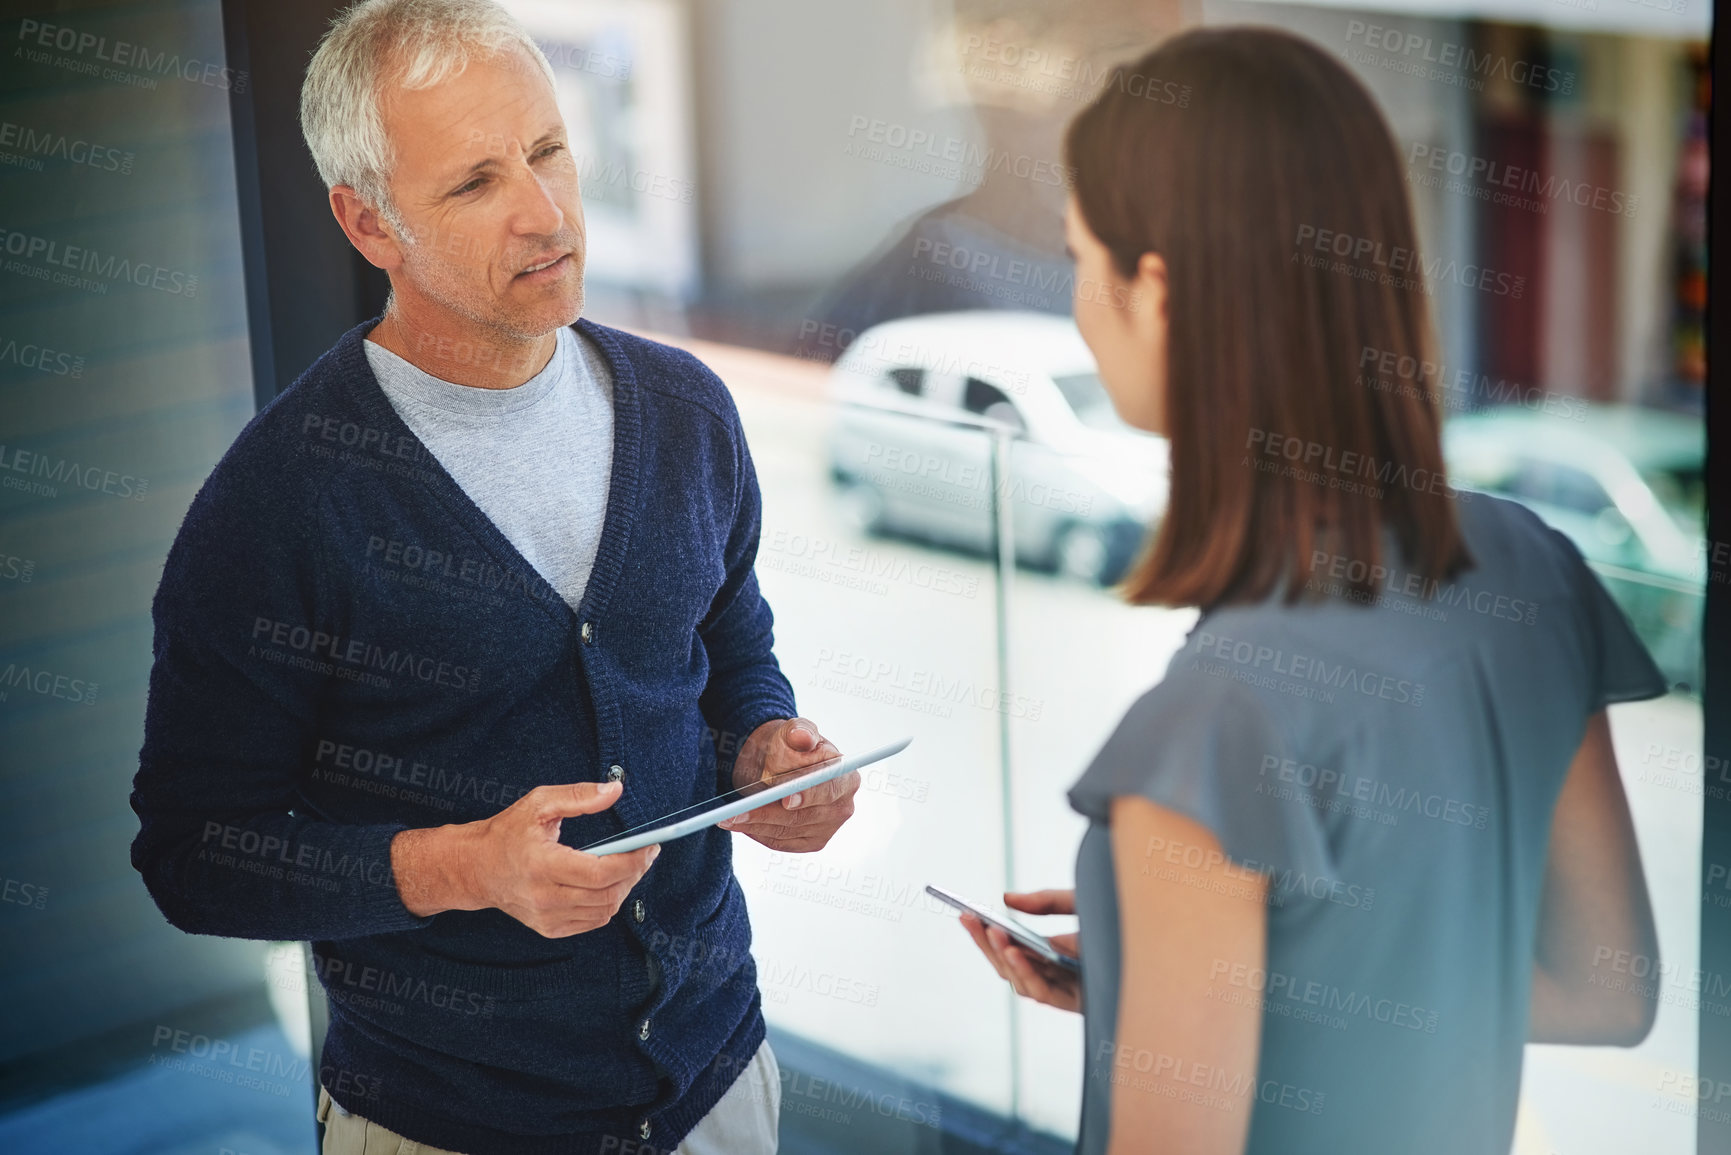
[329,185,405,273]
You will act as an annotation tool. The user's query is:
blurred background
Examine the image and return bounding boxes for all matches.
[0,0,1713,1152]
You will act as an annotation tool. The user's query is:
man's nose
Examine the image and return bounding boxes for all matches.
[506,163,566,238]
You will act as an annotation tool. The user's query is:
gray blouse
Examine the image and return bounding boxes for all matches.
[1067,493,1667,1155]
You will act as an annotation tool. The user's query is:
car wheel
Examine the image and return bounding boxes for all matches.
[837,479,888,535]
[1054,522,1113,585]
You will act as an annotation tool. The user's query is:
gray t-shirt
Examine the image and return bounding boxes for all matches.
[362,325,614,612]
[1066,493,1667,1155]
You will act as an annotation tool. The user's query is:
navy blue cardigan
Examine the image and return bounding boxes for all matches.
[130,316,800,1154]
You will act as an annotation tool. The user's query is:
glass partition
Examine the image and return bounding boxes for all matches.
[729,356,1021,1134]
[1516,570,1704,1154]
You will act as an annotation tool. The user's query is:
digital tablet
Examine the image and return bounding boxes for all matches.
[927,884,1081,974]
[578,736,914,856]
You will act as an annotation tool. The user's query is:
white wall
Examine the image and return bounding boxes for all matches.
[691,0,974,288]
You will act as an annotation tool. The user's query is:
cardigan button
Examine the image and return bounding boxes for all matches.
[639,1119,652,1141]
[608,764,625,782]
[639,1017,652,1041]
[580,621,595,645]
[632,898,645,923]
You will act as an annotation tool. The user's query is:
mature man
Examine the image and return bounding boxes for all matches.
[129,1,858,1152]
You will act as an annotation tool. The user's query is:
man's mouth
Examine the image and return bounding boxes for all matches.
[516,252,571,277]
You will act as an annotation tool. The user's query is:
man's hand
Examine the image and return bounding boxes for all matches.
[391,780,660,938]
[717,717,855,852]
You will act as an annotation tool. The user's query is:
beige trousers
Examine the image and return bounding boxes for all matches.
[317,1039,781,1155]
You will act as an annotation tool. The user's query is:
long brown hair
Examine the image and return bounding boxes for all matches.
[1064,27,1472,608]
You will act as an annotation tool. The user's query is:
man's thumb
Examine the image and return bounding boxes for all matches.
[537,780,623,820]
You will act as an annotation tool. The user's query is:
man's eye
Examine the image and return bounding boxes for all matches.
[453,177,484,196]
[535,143,566,160]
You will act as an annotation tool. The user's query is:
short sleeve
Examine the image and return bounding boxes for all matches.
[1066,665,1334,885]
[1543,524,1670,710]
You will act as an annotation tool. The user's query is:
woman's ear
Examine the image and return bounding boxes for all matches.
[1129,251,1169,436]
[1133,251,1168,329]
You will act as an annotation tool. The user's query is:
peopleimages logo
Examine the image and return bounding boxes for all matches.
[310,953,496,1018]
[1343,20,1574,95]
[1244,427,1464,504]
[1091,1043,1326,1116]
[1257,754,1491,830]
[0,227,198,297]
[0,118,134,175]
[575,153,694,205]
[1293,224,1525,299]
[1307,547,1540,626]
[1356,344,1587,423]
[1408,143,1636,218]
[1139,833,1377,912]
[761,529,981,600]
[16,18,248,92]
[199,821,395,894]
[363,533,557,608]
[311,738,532,811]
[1188,628,1426,707]
[249,616,482,693]
[0,334,85,377]
[1,874,48,910]
[1209,960,1441,1033]
[0,661,98,705]
[844,114,1074,187]
[858,442,1095,517]
[958,35,1192,107]
[0,441,148,501]
[801,319,1033,392]
[909,238,1139,311]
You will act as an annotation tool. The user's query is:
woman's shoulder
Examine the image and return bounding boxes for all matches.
[1089,491,1622,762]
[1110,630,1293,749]
[1454,491,1585,591]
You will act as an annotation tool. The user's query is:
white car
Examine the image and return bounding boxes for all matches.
[826,311,1167,585]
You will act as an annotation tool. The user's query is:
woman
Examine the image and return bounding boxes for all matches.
[959,26,1665,1155]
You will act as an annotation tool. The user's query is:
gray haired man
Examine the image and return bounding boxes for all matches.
[130,1,861,1152]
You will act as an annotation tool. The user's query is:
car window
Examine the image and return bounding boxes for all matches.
[920,370,965,411]
[1052,371,1132,433]
[962,377,1026,433]
[885,366,923,396]
[1505,460,1614,516]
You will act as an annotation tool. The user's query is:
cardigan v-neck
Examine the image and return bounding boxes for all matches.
[338,315,646,634]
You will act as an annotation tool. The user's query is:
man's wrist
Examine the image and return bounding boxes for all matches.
[391,824,484,918]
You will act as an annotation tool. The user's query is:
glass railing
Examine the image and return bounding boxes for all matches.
[740,384,1022,1134]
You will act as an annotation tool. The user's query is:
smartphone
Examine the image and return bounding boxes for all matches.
[926,884,1080,974]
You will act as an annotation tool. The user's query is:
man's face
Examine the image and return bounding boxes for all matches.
[376,44,585,340]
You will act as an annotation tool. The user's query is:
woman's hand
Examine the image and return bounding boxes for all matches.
[959,888,1082,1014]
